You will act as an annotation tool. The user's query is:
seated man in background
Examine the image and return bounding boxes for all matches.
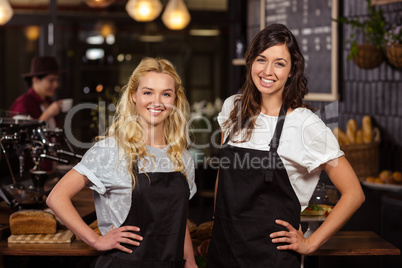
[10,56,65,129]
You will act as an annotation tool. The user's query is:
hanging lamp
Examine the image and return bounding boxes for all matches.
[125,0,163,22]
[161,0,191,30]
[0,0,13,25]
[95,20,116,37]
[83,0,115,8]
[25,26,40,41]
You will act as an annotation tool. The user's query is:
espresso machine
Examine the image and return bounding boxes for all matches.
[0,115,82,210]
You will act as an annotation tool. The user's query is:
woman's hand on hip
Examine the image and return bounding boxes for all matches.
[93,225,143,253]
[270,219,314,255]
[185,262,198,268]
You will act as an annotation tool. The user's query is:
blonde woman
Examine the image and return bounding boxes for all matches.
[47,58,197,268]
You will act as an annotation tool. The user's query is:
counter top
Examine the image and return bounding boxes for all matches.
[0,239,99,256]
[308,231,400,256]
[0,185,98,257]
[0,231,397,257]
[0,184,399,258]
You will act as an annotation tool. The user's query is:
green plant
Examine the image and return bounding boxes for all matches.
[333,0,386,60]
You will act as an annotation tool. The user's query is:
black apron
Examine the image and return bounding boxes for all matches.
[95,170,190,268]
[207,107,301,268]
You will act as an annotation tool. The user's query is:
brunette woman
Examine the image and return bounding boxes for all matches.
[206,24,364,268]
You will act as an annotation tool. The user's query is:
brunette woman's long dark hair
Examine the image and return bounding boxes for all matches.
[223,23,311,142]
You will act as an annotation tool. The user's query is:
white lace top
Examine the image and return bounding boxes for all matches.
[73,137,196,235]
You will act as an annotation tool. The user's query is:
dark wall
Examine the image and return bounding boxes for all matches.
[337,0,402,172]
[335,3,402,266]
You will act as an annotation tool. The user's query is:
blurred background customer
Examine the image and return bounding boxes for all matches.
[9,56,65,128]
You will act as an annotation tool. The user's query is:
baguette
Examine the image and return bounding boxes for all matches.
[333,127,350,145]
[346,119,357,143]
[9,210,57,235]
[362,116,373,143]
[355,129,363,144]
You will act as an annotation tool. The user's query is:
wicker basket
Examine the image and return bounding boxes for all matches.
[386,44,402,69]
[352,44,384,69]
[340,129,380,181]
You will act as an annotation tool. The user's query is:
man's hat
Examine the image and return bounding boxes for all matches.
[22,56,66,78]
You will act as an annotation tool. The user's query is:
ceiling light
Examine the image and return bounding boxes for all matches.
[83,0,115,8]
[125,0,163,22]
[95,20,116,37]
[25,25,40,41]
[0,0,13,25]
[162,0,191,30]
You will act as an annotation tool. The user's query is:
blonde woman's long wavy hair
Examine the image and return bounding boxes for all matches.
[99,57,190,189]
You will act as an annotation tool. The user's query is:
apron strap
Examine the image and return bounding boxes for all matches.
[268,106,288,152]
[133,157,139,174]
[222,105,288,150]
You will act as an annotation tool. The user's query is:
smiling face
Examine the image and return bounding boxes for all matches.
[132,71,176,131]
[251,43,292,99]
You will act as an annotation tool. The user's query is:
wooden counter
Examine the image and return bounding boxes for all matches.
[0,231,397,258]
[0,239,99,256]
[0,184,398,259]
[309,231,400,256]
[0,184,99,263]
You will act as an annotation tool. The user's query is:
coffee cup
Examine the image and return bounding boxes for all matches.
[30,170,48,191]
[60,98,73,113]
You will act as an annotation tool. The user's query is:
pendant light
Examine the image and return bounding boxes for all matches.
[0,0,13,25]
[25,26,40,41]
[162,0,191,30]
[125,0,163,22]
[83,0,115,8]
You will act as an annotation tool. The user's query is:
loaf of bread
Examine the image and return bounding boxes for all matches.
[346,119,357,143]
[187,219,198,237]
[9,210,57,235]
[195,221,214,240]
[43,208,66,228]
[355,129,363,144]
[362,115,373,143]
[333,127,350,145]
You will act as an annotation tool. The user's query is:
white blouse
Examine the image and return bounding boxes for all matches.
[217,94,343,211]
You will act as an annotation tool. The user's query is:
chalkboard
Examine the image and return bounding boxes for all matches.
[262,0,338,101]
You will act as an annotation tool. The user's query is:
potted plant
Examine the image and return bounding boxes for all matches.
[384,24,402,69]
[333,0,386,69]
